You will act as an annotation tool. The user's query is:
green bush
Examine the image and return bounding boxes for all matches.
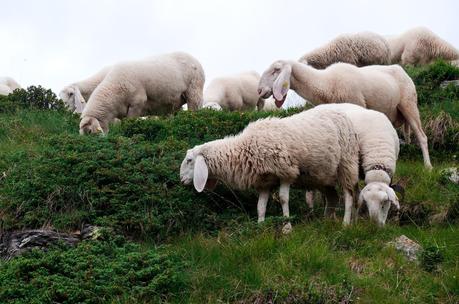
[405,60,459,106]
[0,86,66,113]
[0,238,188,303]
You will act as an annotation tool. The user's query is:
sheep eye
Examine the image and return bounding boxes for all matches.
[68,92,74,97]
[187,159,192,164]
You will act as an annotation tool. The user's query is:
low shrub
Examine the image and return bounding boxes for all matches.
[0,237,188,303]
[0,86,66,113]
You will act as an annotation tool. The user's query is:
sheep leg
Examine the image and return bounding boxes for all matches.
[257,98,265,111]
[305,191,314,209]
[399,105,432,169]
[342,189,354,226]
[184,77,204,111]
[279,182,292,234]
[126,93,147,118]
[403,123,411,144]
[257,190,270,223]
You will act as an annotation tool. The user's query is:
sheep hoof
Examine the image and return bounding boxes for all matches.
[282,222,292,234]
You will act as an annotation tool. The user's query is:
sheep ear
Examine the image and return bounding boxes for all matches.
[73,87,86,113]
[387,187,400,210]
[193,155,208,193]
[273,65,291,101]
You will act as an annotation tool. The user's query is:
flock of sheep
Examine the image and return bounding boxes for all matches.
[2,27,458,231]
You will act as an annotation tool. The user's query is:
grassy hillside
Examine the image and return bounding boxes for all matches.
[0,61,458,303]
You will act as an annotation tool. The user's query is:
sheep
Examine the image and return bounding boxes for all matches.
[80,52,205,135]
[387,27,459,65]
[203,71,265,111]
[298,32,391,69]
[258,59,432,169]
[180,106,360,232]
[60,66,111,114]
[0,77,21,96]
[313,103,401,226]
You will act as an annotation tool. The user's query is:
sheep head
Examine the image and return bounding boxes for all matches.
[258,60,291,108]
[79,116,105,135]
[59,85,86,113]
[358,182,400,226]
[180,147,217,192]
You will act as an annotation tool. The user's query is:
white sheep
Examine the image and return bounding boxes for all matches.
[0,77,21,96]
[59,66,111,114]
[203,71,265,111]
[258,59,432,169]
[387,27,459,65]
[80,52,205,135]
[180,106,359,231]
[299,32,391,69]
[313,103,400,226]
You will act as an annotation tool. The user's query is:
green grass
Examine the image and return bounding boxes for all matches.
[167,221,459,303]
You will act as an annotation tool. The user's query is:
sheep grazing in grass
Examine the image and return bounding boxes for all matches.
[0,77,21,96]
[258,59,432,169]
[80,52,205,135]
[180,106,359,232]
[312,104,400,226]
[203,71,265,111]
[60,66,111,114]
[387,27,459,65]
[299,32,391,69]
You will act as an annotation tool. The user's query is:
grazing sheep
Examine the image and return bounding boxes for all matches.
[0,77,21,96]
[299,32,391,69]
[180,107,359,231]
[258,59,432,169]
[387,27,459,65]
[203,71,265,111]
[60,66,111,113]
[80,52,205,135]
[315,103,401,226]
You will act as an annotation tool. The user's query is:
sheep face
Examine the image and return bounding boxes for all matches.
[358,182,400,226]
[258,60,291,108]
[59,86,76,111]
[59,86,86,113]
[180,147,217,192]
[79,116,105,135]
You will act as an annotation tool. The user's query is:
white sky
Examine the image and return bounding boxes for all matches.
[1,0,458,100]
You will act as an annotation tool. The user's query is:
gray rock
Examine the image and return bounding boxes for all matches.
[0,224,100,260]
[389,235,422,261]
[440,80,459,88]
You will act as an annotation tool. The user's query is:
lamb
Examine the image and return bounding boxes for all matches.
[299,32,391,69]
[387,27,459,65]
[313,103,400,226]
[0,77,21,96]
[59,66,111,113]
[180,107,359,232]
[258,59,432,169]
[80,52,205,135]
[203,71,265,111]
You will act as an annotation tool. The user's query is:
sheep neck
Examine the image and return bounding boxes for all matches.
[289,61,329,105]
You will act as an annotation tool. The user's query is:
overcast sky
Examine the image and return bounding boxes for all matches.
[1,0,458,98]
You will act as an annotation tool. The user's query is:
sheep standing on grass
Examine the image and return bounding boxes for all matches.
[180,107,359,232]
[80,52,205,135]
[59,66,111,114]
[299,32,391,69]
[203,71,265,111]
[313,104,400,226]
[258,59,432,169]
[0,77,21,96]
[387,27,459,65]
